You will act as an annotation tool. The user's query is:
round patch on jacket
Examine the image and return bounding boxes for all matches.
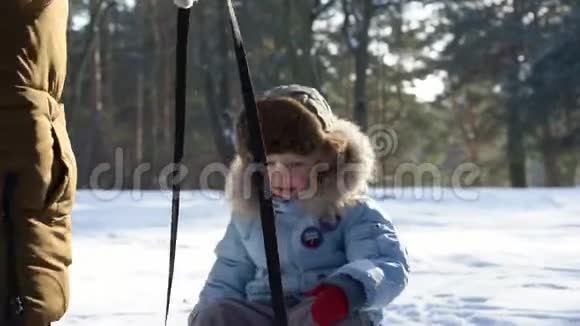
[301,227,323,249]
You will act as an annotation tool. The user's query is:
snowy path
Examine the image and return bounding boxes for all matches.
[55,189,580,326]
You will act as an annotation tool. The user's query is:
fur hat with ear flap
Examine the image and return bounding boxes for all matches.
[229,84,377,218]
[235,85,340,161]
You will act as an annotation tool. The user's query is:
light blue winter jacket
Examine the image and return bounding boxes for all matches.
[198,198,409,324]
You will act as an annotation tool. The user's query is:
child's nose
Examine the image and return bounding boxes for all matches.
[270,170,290,186]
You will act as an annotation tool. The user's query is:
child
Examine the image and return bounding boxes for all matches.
[189,85,409,326]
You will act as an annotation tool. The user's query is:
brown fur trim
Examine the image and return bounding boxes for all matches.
[226,118,376,219]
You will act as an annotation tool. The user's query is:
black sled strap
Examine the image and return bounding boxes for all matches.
[2,174,25,325]
[225,1,288,325]
[165,8,190,326]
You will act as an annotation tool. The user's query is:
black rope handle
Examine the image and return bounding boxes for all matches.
[165,7,190,326]
[166,2,287,325]
[225,1,288,325]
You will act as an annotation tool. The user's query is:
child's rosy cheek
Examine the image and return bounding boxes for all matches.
[291,173,310,191]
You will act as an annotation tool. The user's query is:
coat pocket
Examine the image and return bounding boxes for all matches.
[43,102,77,223]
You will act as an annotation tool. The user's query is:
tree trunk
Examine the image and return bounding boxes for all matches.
[161,3,173,161]
[135,2,146,166]
[103,8,115,118]
[572,154,580,185]
[542,148,561,187]
[507,0,527,188]
[83,14,107,187]
[136,72,145,164]
[353,49,369,131]
[217,0,235,163]
[392,0,407,124]
[351,0,373,131]
[541,122,561,187]
[507,105,527,187]
[148,0,162,172]
[304,14,320,89]
[70,0,113,186]
[452,96,480,164]
[198,3,235,165]
[283,0,299,84]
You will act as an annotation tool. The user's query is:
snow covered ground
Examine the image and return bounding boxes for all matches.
[55,188,580,326]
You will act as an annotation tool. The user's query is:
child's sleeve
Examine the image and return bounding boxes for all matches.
[198,220,256,303]
[326,202,409,311]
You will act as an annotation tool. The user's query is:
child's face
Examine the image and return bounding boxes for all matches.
[266,153,318,200]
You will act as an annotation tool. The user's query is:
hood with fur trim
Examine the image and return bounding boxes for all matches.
[225,117,376,219]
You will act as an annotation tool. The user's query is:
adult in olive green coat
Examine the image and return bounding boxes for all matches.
[0,0,76,325]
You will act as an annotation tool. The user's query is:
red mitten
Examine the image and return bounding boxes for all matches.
[307,284,349,326]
